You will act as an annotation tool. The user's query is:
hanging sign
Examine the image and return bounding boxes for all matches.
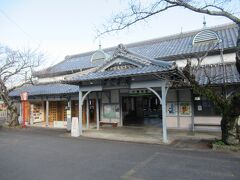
[20,92,28,101]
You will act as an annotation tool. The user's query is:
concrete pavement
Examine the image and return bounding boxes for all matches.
[0,127,239,180]
[82,126,220,146]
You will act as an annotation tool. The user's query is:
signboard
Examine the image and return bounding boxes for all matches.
[71,117,79,137]
[129,89,151,96]
[20,92,28,128]
[103,104,120,119]
[20,92,28,101]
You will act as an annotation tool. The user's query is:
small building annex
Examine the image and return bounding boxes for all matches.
[10,23,240,143]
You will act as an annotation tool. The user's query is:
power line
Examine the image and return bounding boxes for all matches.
[0,8,41,46]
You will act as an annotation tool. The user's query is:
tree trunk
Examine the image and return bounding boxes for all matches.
[221,95,240,145]
[221,114,239,145]
[7,103,19,127]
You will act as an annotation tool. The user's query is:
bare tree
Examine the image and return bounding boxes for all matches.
[99,0,240,145]
[0,45,42,126]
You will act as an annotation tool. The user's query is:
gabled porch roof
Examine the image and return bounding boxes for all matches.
[63,44,178,84]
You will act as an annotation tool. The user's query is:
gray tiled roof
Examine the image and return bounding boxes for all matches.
[35,23,238,77]
[10,63,240,98]
[66,65,173,82]
[9,83,79,97]
[129,25,237,60]
[194,62,240,85]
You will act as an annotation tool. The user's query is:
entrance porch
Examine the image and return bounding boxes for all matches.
[63,44,179,143]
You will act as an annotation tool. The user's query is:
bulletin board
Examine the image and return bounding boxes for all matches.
[179,102,191,116]
[103,104,120,119]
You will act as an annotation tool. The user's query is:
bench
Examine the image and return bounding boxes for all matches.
[100,121,118,128]
[194,123,221,127]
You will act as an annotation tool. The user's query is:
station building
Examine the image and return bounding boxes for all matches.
[10,23,240,142]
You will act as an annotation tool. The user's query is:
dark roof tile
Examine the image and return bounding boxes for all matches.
[36,23,238,77]
[9,83,79,97]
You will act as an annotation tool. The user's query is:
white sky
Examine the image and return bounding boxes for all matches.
[0,0,235,67]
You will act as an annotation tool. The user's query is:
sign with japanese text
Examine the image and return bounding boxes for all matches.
[20,92,28,101]
[71,117,79,137]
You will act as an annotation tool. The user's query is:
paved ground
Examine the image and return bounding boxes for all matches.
[0,127,239,180]
[83,126,221,145]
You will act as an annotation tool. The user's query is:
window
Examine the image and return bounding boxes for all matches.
[193,95,220,116]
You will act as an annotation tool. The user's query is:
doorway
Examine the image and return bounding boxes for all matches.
[122,96,162,127]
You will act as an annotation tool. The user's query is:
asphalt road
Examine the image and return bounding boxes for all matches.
[0,128,239,180]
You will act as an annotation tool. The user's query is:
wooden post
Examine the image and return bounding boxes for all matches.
[86,97,89,129]
[46,100,49,127]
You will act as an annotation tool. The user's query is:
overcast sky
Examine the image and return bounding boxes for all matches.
[0,0,235,66]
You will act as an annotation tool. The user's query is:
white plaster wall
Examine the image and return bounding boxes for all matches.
[167,117,192,129]
[37,76,65,83]
[194,116,221,124]
[166,117,178,128]
[176,53,235,67]
[179,117,192,129]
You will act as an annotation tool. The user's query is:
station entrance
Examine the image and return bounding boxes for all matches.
[122,95,162,127]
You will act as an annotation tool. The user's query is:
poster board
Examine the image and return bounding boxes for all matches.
[167,102,177,116]
[179,102,191,116]
[103,104,120,119]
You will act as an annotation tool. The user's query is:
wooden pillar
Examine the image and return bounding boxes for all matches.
[79,90,83,135]
[46,100,49,127]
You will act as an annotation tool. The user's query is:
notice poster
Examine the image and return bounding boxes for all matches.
[103,104,120,119]
[167,102,177,116]
[179,102,191,115]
